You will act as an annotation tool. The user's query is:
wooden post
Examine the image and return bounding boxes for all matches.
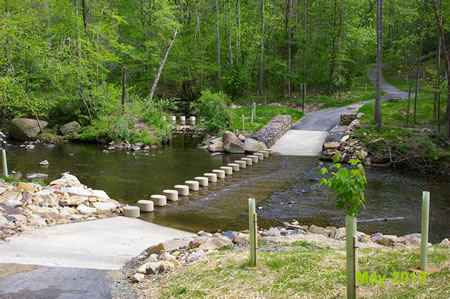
[420,191,430,271]
[251,108,254,125]
[242,115,245,131]
[2,149,8,177]
[249,198,257,267]
[353,236,358,298]
[346,214,356,299]
[253,102,256,118]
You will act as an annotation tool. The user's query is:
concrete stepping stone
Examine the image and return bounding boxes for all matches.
[151,195,167,207]
[228,163,240,171]
[195,177,209,187]
[220,166,233,175]
[235,160,246,168]
[174,185,189,196]
[137,200,154,212]
[241,158,252,166]
[123,206,140,218]
[185,180,200,191]
[259,151,269,158]
[254,153,264,160]
[163,190,178,201]
[204,173,217,182]
[248,155,259,163]
[212,169,226,179]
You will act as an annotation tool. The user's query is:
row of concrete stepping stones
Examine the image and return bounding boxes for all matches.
[122,149,273,217]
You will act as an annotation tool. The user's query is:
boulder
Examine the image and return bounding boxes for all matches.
[60,121,81,136]
[131,273,145,283]
[232,236,247,245]
[403,233,421,247]
[93,202,117,211]
[267,227,281,237]
[334,227,346,239]
[309,225,329,236]
[324,142,340,150]
[50,173,81,187]
[208,141,224,152]
[243,138,267,153]
[76,204,97,215]
[371,233,384,243]
[222,131,245,154]
[440,238,450,247]
[9,118,48,141]
[198,236,232,251]
[189,238,205,249]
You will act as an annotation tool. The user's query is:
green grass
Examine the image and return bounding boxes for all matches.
[228,105,303,132]
[135,244,449,298]
[0,176,46,186]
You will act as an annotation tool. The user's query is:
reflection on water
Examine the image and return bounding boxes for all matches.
[6,135,450,242]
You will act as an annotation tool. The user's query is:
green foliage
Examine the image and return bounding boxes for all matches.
[317,154,367,217]
[229,105,303,132]
[190,90,233,133]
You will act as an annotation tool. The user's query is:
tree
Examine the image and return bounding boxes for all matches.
[258,0,265,96]
[375,0,383,130]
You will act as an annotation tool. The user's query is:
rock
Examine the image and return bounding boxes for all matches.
[403,233,421,247]
[267,227,281,237]
[159,261,176,272]
[0,187,8,195]
[131,146,141,151]
[371,233,383,243]
[146,262,162,274]
[91,190,110,200]
[9,118,48,141]
[25,144,35,150]
[0,215,8,226]
[76,204,97,215]
[160,252,176,262]
[341,135,350,143]
[324,142,340,150]
[66,195,88,206]
[131,273,145,283]
[359,234,372,243]
[60,186,92,197]
[222,131,245,154]
[198,236,233,251]
[26,173,48,181]
[238,134,246,141]
[334,227,346,239]
[221,230,236,240]
[379,237,394,247]
[243,138,267,153]
[189,238,205,249]
[309,225,329,236]
[232,236,247,246]
[207,142,224,152]
[136,264,148,274]
[440,238,450,247]
[60,121,81,136]
[147,239,190,256]
[50,173,81,187]
[38,160,49,167]
[93,202,117,211]
[187,250,206,262]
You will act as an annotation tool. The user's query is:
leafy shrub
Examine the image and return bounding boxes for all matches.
[190,90,233,133]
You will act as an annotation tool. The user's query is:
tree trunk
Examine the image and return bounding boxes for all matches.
[375,0,383,130]
[413,0,428,124]
[81,0,88,32]
[303,0,307,80]
[287,0,293,95]
[407,21,417,124]
[227,0,233,68]
[215,0,221,82]
[148,29,178,101]
[258,0,265,96]
[235,0,240,65]
[328,0,343,96]
[434,0,442,132]
[122,65,127,112]
[431,0,450,137]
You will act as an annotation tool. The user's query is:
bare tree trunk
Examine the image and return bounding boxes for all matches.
[122,65,127,112]
[81,0,88,32]
[235,0,240,65]
[148,29,178,101]
[328,0,343,96]
[177,0,184,23]
[287,0,293,95]
[258,0,265,96]
[431,0,450,137]
[375,0,383,130]
[227,0,233,68]
[407,21,417,124]
[215,0,221,82]
[413,0,428,124]
[434,0,442,131]
[303,0,307,80]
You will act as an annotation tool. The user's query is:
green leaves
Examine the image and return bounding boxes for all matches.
[317,154,368,217]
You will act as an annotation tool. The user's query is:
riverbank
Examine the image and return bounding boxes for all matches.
[0,173,122,240]
[111,222,450,298]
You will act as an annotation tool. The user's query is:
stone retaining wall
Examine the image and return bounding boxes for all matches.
[252,115,292,147]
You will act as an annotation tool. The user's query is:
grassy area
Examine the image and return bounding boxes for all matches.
[228,106,303,132]
[138,244,449,298]
[355,94,449,168]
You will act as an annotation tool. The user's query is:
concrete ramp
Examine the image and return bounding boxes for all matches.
[271,130,328,156]
[0,216,193,270]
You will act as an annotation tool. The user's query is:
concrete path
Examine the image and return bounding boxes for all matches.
[0,216,193,298]
[272,65,408,156]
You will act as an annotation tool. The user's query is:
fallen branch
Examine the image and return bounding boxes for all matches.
[357,217,405,223]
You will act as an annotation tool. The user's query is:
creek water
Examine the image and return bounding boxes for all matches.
[5,134,450,242]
